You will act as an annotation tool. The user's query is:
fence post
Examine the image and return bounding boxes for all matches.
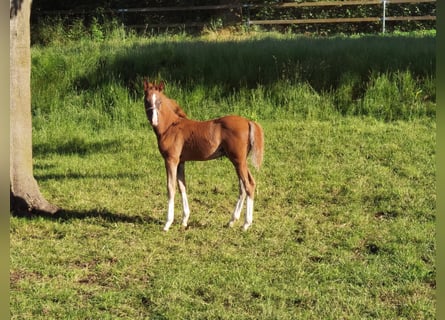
[243,4,251,31]
[382,0,387,33]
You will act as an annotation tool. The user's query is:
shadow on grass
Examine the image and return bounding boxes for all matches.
[74,35,435,97]
[33,137,124,157]
[33,171,145,182]
[11,207,163,226]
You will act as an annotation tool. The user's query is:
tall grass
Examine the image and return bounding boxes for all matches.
[31,24,435,127]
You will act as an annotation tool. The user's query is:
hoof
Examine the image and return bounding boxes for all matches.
[242,223,251,231]
[163,220,173,232]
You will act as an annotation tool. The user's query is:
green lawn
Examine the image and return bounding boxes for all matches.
[11,118,435,319]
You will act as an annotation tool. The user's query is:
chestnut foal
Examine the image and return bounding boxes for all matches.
[143,80,264,231]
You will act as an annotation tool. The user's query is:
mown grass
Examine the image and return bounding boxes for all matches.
[11,30,435,319]
[11,119,435,319]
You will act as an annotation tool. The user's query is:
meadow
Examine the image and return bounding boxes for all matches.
[11,27,436,319]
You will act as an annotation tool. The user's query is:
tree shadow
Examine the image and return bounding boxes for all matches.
[33,171,144,182]
[11,205,163,225]
[33,137,124,156]
[73,35,435,98]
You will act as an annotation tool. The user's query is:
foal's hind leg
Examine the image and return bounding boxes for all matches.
[177,162,190,228]
[243,169,256,231]
[230,161,256,230]
[228,179,246,227]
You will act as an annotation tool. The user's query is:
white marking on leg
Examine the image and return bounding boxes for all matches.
[164,160,177,231]
[177,163,190,227]
[180,189,190,227]
[164,196,174,231]
[229,179,246,227]
[242,196,254,231]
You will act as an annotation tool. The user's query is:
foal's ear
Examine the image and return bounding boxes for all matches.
[158,81,165,92]
[143,78,149,91]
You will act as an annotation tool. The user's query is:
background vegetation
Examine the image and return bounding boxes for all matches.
[11,21,435,319]
[31,0,436,37]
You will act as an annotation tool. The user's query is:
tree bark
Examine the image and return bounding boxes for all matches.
[10,0,58,214]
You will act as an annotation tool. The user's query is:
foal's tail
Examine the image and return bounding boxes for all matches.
[249,121,264,170]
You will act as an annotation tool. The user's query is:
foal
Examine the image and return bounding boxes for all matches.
[143,80,264,231]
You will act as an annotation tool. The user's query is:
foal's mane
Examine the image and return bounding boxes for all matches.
[164,96,188,119]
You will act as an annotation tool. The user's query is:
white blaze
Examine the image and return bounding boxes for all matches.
[151,93,159,126]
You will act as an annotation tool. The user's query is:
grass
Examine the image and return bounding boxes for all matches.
[11,119,435,319]
[11,29,436,319]
[30,29,435,122]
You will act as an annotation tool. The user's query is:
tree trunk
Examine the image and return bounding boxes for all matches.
[10,0,58,214]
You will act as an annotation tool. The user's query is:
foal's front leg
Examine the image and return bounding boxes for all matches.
[164,159,178,231]
[177,162,190,228]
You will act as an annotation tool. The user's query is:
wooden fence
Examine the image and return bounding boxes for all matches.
[39,0,436,33]
[244,0,436,33]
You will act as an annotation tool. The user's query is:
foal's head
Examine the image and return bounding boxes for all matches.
[143,80,165,126]
[143,79,187,127]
